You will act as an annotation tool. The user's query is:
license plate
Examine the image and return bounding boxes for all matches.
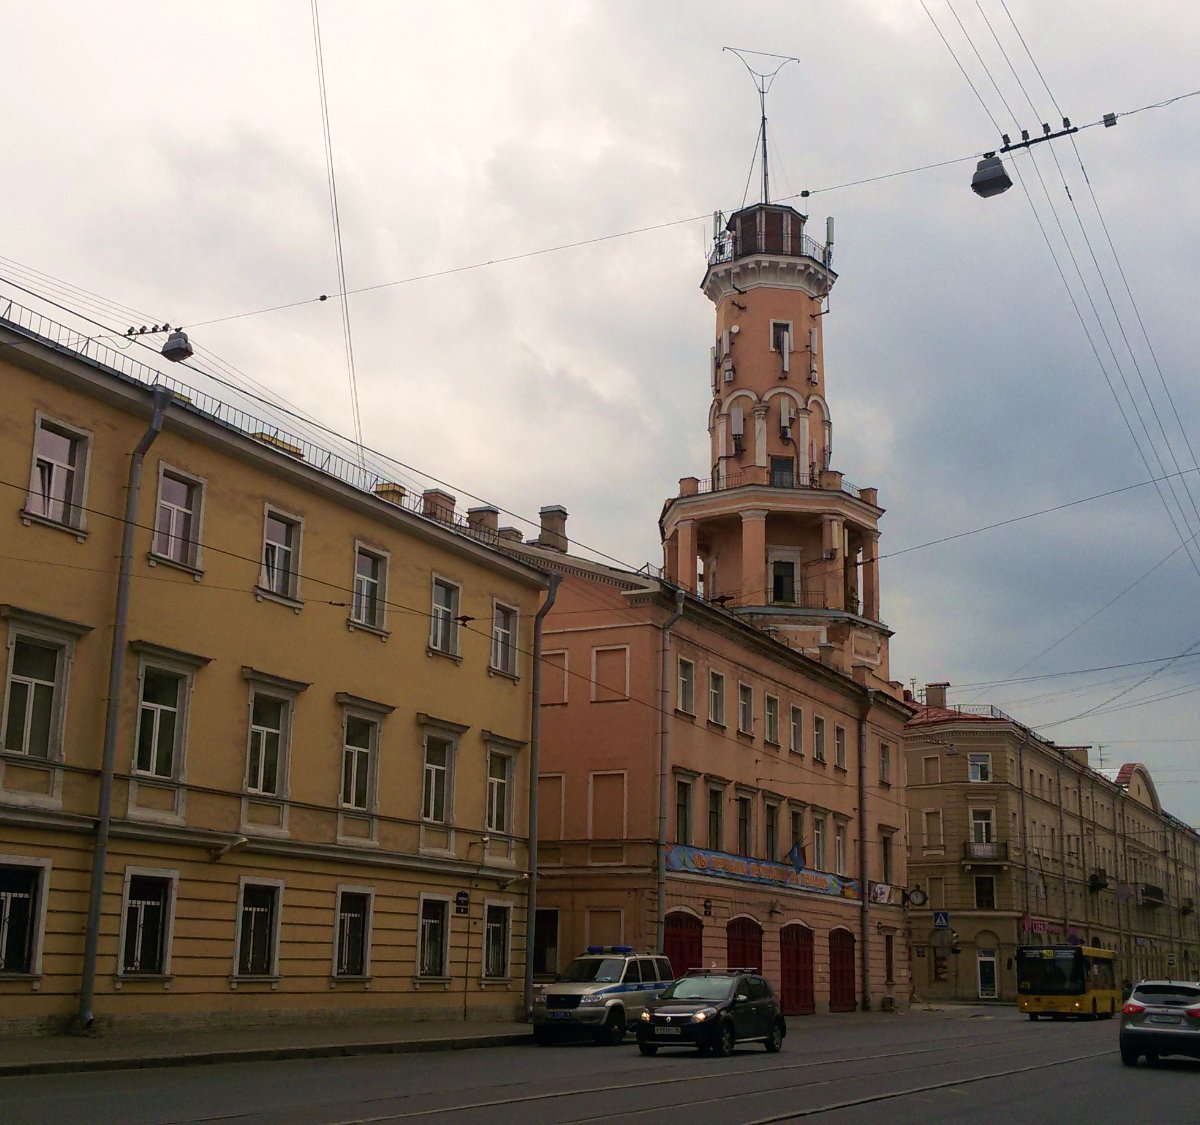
[1149,1014,1183,1025]
[654,1026,682,1036]
[548,1012,574,1020]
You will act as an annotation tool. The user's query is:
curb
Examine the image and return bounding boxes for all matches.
[0,1031,533,1079]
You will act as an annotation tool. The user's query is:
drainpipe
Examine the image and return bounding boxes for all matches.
[524,571,560,1019]
[1018,733,1031,943]
[858,688,876,1011]
[77,384,173,1031]
[656,586,686,954]
[1055,756,1069,938]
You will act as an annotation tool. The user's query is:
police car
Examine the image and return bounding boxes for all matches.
[532,946,675,1045]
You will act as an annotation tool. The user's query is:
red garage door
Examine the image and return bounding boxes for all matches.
[727,917,763,972]
[829,929,857,1012]
[664,912,703,978]
[780,924,815,1015]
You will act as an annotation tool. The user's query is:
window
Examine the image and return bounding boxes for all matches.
[2,636,64,760]
[484,903,511,978]
[770,319,792,354]
[975,876,996,910]
[260,509,301,600]
[968,753,991,783]
[812,816,826,870]
[834,725,847,769]
[418,897,449,977]
[813,716,826,763]
[429,578,460,655]
[423,735,454,823]
[708,672,725,725]
[834,822,847,874]
[880,742,891,785]
[153,469,202,568]
[335,889,371,977]
[880,832,894,884]
[922,755,940,784]
[352,547,387,630]
[677,658,695,714]
[0,862,47,974]
[764,802,779,861]
[120,872,174,976]
[135,667,185,778]
[970,808,994,844]
[707,787,723,851]
[737,683,753,735]
[771,558,796,600]
[236,881,281,977]
[486,750,513,834]
[25,416,89,529]
[737,795,753,856]
[340,714,377,810]
[675,778,692,845]
[922,809,944,848]
[789,807,805,854]
[246,691,290,796]
[491,603,518,675]
[789,706,803,755]
[764,695,780,745]
[884,933,895,984]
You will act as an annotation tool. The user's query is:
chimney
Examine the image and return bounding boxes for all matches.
[537,505,569,552]
[422,488,456,524]
[926,682,950,709]
[374,482,406,506]
[467,505,500,534]
[498,527,524,543]
[817,641,835,666]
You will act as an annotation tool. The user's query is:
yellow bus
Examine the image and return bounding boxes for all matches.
[1016,945,1120,1020]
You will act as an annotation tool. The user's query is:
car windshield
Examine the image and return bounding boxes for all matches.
[1134,984,1200,1006]
[560,957,626,983]
[662,976,737,1002]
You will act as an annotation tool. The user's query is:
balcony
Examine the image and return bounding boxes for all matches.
[686,466,864,502]
[1087,869,1109,893]
[962,840,1008,863]
[1183,897,1195,916]
[1138,883,1165,908]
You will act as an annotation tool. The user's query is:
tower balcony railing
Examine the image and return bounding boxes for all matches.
[708,230,830,268]
[688,467,863,501]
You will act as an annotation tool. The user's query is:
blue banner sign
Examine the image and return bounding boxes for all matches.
[665,844,861,900]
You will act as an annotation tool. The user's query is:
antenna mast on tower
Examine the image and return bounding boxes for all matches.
[723,47,799,205]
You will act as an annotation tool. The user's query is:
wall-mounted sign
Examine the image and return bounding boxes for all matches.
[665,844,860,901]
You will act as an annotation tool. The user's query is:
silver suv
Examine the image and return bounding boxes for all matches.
[1119,980,1200,1066]
[533,946,675,1045]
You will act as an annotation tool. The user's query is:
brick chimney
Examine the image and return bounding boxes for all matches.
[467,505,499,534]
[537,505,569,552]
[422,488,456,523]
[374,482,406,506]
[925,682,950,709]
[498,527,524,543]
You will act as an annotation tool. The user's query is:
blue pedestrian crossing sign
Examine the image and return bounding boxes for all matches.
[932,911,951,929]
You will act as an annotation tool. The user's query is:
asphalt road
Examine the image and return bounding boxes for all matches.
[2,1009,1195,1124]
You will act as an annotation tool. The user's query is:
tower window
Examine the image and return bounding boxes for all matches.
[770,321,792,352]
[770,456,794,489]
[771,561,795,604]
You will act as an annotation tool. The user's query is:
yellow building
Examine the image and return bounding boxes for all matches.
[0,303,547,1032]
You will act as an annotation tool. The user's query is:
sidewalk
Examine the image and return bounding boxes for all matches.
[0,1018,532,1079]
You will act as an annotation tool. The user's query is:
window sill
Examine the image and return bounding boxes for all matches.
[20,509,88,541]
[114,973,172,989]
[813,757,827,767]
[427,645,463,664]
[413,975,452,990]
[706,720,727,732]
[348,619,390,640]
[674,708,696,721]
[254,587,303,613]
[0,972,42,983]
[330,975,372,986]
[147,553,204,580]
[834,764,848,774]
[488,665,520,683]
[788,750,804,758]
[229,975,280,988]
[764,738,781,750]
[479,976,513,987]
[736,728,754,741]
[0,748,58,767]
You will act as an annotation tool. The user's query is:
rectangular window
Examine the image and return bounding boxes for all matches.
[423,735,454,823]
[790,807,805,854]
[922,755,940,784]
[2,636,63,759]
[677,658,695,714]
[335,890,371,977]
[153,469,202,568]
[968,753,991,782]
[771,559,795,600]
[0,865,42,973]
[975,876,996,911]
[340,714,377,810]
[923,809,944,847]
[491,603,518,675]
[135,667,184,778]
[771,319,792,353]
[484,903,511,978]
[261,510,300,600]
[418,897,449,977]
[429,578,460,655]
[486,751,513,834]
[764,802,779,861]
[121,874,172,975]
[881,833,894,884]
[707,788,723,851]
[709,672,725,725]
[26,416,89,528]
[675,778,692,846]
[835,822,847,874]
[834,725,846,768]
[246,692,289,796]
[737,683,753,735]
[813,816,826,870]
[971,808,994,844]
[884,934,895,984]
[236,882,280,977]
[352,547,386,630]
[737,795,753,856]
[880,742,891,785]
[764,695,780,745]
[789,706,803,755]
[813,716,826,763]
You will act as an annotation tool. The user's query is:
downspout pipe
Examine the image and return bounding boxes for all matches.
[656,586,686,954]
[1018,733,1031,943]
[524,571,560,1019]
[77,384,173,1031]
[858,688,876,1010]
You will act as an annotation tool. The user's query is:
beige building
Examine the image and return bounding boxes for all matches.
[904,683,1200,1002]
[0,302,547,1031]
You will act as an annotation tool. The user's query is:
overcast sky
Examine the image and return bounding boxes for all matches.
[4,1,1199,824]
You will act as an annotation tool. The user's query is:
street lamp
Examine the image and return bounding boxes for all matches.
[971,154,1012,198]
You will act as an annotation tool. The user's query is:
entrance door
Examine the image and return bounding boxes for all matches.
[977,949,998,999]
[532,909,558,976]
[664,911,703,978]
[829,929,856,1012]
[727,917,763,972]
[780,924,815,1015]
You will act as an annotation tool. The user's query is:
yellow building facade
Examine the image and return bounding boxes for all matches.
[0,305,546,1031]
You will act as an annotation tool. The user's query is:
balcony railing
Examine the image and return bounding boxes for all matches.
[963,840,1008,863]
[1088,869,1109,892]
[1138,883,1165,907]
[690,468,863,502]
[708,230,830,268]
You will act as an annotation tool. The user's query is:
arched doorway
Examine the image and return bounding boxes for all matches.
[727,916,763,972]
[829,928,856,1012]
[664,911,703,978]
[780,924,815,1015]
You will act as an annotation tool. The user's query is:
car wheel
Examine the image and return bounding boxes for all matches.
[595,1009,625,1046]
[1146,1053,1160,1066]
[1120,1045,1139,1067]
[638,1041,659,1057]
[715,1022,735,1057]
[533,1026,554,1046]
[764,1019,784,1053]
[1028,1013,1038,1022]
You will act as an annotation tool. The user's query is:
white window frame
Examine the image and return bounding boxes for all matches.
[764,694,780,745]
[332,884,374,979]
[707,785,724,851]
[968,753,992,783]
[767,547,802,604]
[490,601,519,676]
[834,725,847,768]
[812,815,827,870]
[708,671,725,726]
[736,792,754,856]
[737,682,753,735]
[132,659,192,781]
[151,464,205,571]
[764,800,780,861]
[429,576,461,656]
[813,716,826,763]
[769,319,794,354]
[922,808,944,848]
[970,807,995,844]
[486,747,515,835]
[675,776,692,846]
[880,831,894,884]
[243,683,296,799]
[116,865,179,978]
[789,706,803,755]
[351,543,388,632]
[879,742,891,785]
[677,657,695,715]
[1,626,73,762]
[258,506,302,603]
[233,876,283,979]
[834,821,847,874]
[0,854,52,976]
[482,900,512,980]
[23,413,92,533]
[340,710,379,813]
[417,893,451,979]
[422,732,456,825]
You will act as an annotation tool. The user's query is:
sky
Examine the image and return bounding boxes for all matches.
[4,2,1199,823]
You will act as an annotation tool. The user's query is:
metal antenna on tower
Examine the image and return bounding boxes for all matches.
[723,47,799,205]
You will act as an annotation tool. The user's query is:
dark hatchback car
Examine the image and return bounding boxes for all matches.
[636,969,785,1057]
[1120,980,1200,1066]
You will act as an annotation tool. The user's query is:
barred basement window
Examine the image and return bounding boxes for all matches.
[335,891,370,977]
[0,866,39,973]
[483,904,510,978]
[122,875,170,975]
[237,883,279,976]
[418,898,449,977]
